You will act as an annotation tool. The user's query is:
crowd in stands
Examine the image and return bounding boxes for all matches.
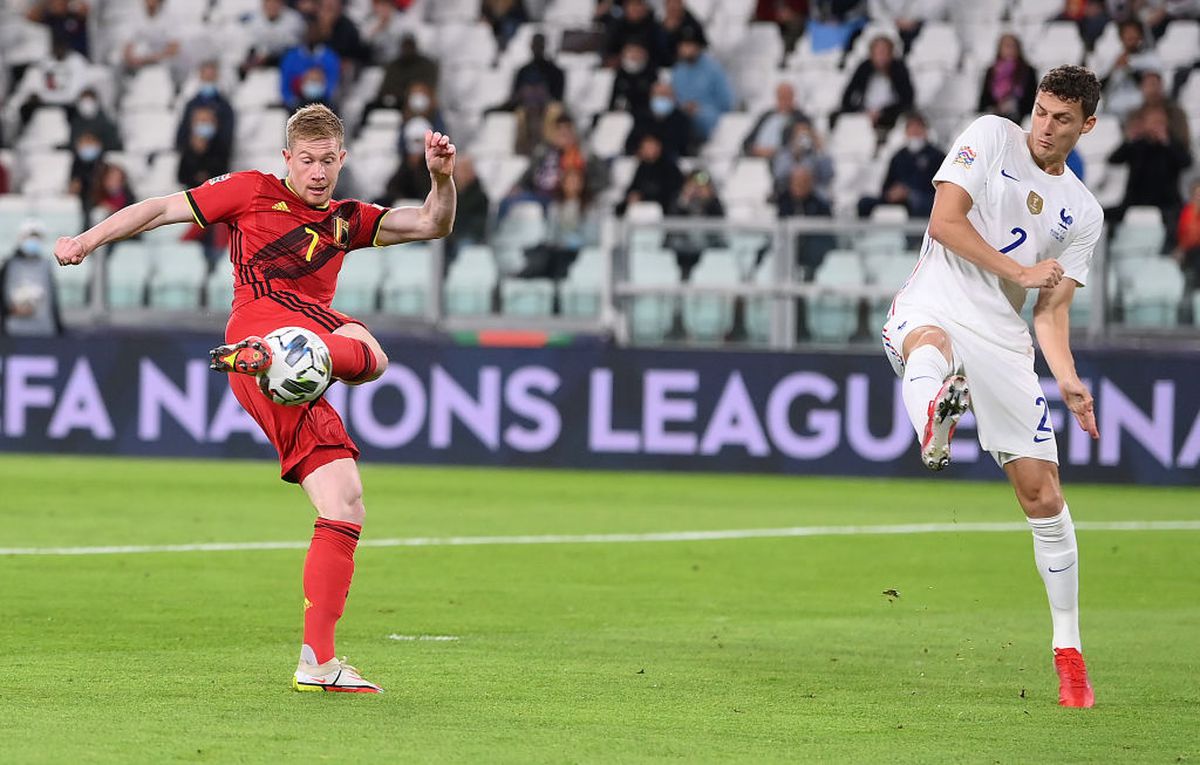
[0,0,1198,334]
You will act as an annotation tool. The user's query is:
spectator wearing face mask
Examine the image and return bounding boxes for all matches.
[857,111,943,218]
[771,120,835,203]
[609,40,658,116]
[744,82,810,159]
[68,130,107,225]
[1,220,64,337]
[70,88,123,153]
[625,80,696,158]
[400,82,447,139]
[281,21,342,109]
[380,117,434,204]
[177,106,231,188]
[176,60,236,160]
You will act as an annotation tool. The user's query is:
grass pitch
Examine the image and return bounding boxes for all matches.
[1,454,1197,763]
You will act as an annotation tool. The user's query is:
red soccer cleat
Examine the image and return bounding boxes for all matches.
[1053,647,1095,708]
[209,336,272,375]
[920,375,970,471]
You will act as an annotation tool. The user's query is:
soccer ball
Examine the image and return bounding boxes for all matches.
[257,326,333,406]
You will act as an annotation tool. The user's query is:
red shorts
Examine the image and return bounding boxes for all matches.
[225,291,364,484]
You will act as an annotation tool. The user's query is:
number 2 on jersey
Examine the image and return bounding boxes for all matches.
[303,227,319,262]
[1000,227,1027,254]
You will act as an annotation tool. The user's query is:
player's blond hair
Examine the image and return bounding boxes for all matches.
[286,104,345,149]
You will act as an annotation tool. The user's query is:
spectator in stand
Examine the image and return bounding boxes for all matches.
[380,118,433,203]
[671,26,734,142]
[482,0,528,51]
[445,154,491,263]
[867,0,948,53]
[660,0,707,67]
[504,32,566,105]
[511,112,608,210]
[399,81,448,143]
[177,106,232,266]
[9,32,89,128]
[175,60,235,161]
[362,0,412,65]
[242,0,306,73]
[603,0,670,69]
[521,169,601,278]
[70,88,122,153]
[1,220,63,338]
[618,133,684,214]
[88,162,136,223]
[26,0,89,58]
[836,34,913,133]
[316,0,371,67]
[0,160,10,195]
[1175,179,1200,288]
[744,82,811,159]
[807,0,869,54]
[754,0,808,53]
[1100,19,1163,119]
[857,112,943,218]
[1058,0,1110,52]
[609,39,659,116]
[665,169,725,278]
[625,80,696,159]
[1106,105,1193,237]
[978,34,1038,124]
[68,130,106,217]
[122,0,183,79]
[774,165,835,279]
[374,33,439,112]
[1138,69,1191,151]
[771,120,835,202]
[281,22,342,109]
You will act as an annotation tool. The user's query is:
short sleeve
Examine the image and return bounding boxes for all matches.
[348,201,390,250]
[185,171,263,228]
[1058,205,1101,288]
[932,115,1008,206]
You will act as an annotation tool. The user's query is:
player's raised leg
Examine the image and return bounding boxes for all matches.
[1005,457,1093,708]
[900,326,970,471]
[292,456,382,693]
[211,323,387,386]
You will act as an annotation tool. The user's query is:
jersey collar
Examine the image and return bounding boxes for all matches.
[283,177,331,210]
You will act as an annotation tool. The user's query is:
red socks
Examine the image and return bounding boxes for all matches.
[301,517,361,665]
[320,334,378,383]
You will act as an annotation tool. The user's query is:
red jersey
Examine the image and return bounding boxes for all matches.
[185,171,389,311]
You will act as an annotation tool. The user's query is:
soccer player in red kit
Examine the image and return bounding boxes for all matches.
[54,104,457,693]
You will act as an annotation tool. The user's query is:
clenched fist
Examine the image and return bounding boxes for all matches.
[55,236,87,266]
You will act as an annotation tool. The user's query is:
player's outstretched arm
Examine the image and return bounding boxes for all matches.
[375,130,457,246]
[54,192,197,266]
[928,182,1064,289]
[1033,280,1099,439]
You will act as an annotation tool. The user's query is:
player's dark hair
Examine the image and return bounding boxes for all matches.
[1037,65,1101,119]
[286,103,345,149]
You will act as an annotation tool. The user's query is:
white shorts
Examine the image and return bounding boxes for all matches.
[881,308,1058,465]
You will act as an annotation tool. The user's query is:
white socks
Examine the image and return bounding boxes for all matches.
[1027,504,1082,650]
[901,345,951,436]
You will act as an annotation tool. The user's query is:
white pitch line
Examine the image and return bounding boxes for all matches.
[1,520,1198,557]
[387,634,460,642]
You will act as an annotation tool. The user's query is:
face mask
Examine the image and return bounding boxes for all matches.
[77,143,101,162]
[301,81,325,100]
[407,92,431,113]
[793,132,812,152]
[199,83,218,98]
[906,138,925,153]
[77,97,98,118]
[19,238,42,257]
[194,122,217,140]
[650,96,674,117]
[621,57,645,74]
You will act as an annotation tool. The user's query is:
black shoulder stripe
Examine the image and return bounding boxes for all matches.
[184,190,209,228]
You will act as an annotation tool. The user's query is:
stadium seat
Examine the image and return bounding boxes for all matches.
[237,108,289,155]
[1155,20,1200,69]
[147,241,207,309]
[724,157,773,205]
[1028,23,1085,73]
[122,109,177,156]
[626,200,665,251]
[52,252,95,309]
[1111,207,1167,261]
[864,252,916,332]
[829,113,877,159]
[470,111,518,158]
[106,241,155,308]
[627,247,680,343]
[577,68,616,123]
[140,151,183,197]
[331,253,385,315]
[436,23,499,67]
[1011,0,1061,24]
[30,194,84,242]
[19,150,73,196]
[590,112,634,160]
[682,248,739,342]
[544,0,593,26]
[744,254,777,344]
[17,108,71,152]
[907,23,960,71]
[475,155,528,202]
[429,0,478,24]
[233,68,282,111]
[701,112,755,161]
[501,277,556,316]
[561,246,605,318]
[807,249,864,342]
[205,266,234,311]
[444,244,497,315]
[492,201,546,273]
[380,242,434,317]
[1118,257,1185,327]
[122,65,175,111]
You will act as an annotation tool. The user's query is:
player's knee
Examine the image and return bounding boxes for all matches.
[903,326,952,363]
[1017,480,1063,518]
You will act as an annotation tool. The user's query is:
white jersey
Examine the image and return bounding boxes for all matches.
[891,115,1103,350]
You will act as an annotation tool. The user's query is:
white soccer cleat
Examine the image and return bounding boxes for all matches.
[920,375,970,471]
[293,657,384,693]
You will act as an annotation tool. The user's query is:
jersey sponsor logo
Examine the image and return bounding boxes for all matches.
[272,200,290,212]
[1000,167,1020,181]
[952,145,977,168]
[207,173,231,185]
[1026,190,1044,215]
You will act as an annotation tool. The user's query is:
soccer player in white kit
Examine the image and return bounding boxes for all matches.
[881,66,1103,708]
